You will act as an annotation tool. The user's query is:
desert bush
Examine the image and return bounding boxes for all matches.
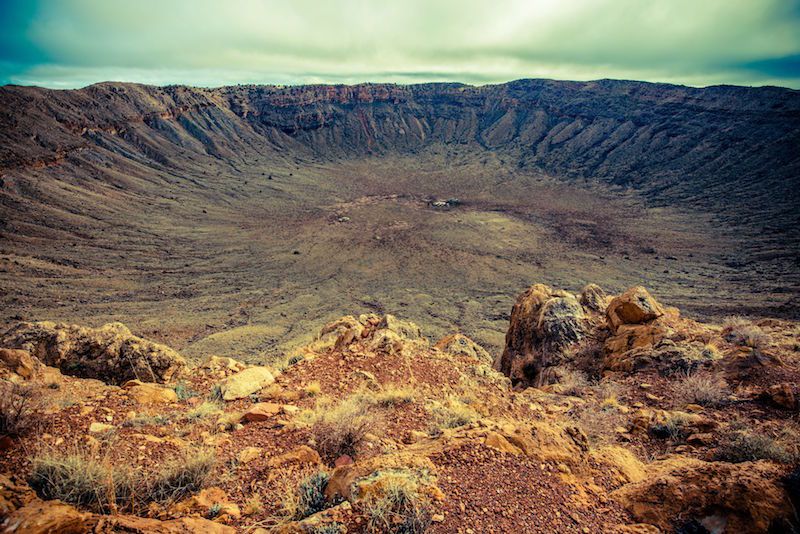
[122,413,171,428]
[0,383,37,439]
[281,470,331,520]
[428,396,479,431]
[715,428,796,463]
[554,368,589,396]
[569,404,626,445]
[173,381,199,401]
[305,381,322,397]
[308,396,379,462]
[180,401,223,422]
[650,413,692,441]
[671,371,728,407]
[367,385,416,407]
[360,470,432,534]
[28,446,214,513]
[28,447,135,513]
[142,448,215,504]
[722,316,770,349]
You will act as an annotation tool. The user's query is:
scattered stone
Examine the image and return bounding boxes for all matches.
[241,402,282,422]
[123,379,178,405]
[88,422,115,434]
[237,447,263,464]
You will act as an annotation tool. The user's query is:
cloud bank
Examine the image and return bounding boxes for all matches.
[1,0,799,88]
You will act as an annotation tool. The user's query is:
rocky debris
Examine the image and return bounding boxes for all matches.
[606,287,666,332]
[498,284,588,386]
[604,339,716,374]
[317,315,366,350]
[434,334,492,363]
[123,380,178,405]
[216,366,275,401]
[169,487,241,522]
[201,356,247,374]
[0,322,185,385]
[614,457,792,533]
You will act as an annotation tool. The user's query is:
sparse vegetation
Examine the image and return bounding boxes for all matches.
[672,371,728,407]
[282,470,331,520]
[174,381,199,401]
[428,396,479,431]
[28,445,215,513]
[715,424,798,464]
[122,413,170,428]
[650,413,692,442]
[307,396,380,462]
[722,316,770,349]
[180,401,223,422]
[305,381,322,397]
[359,470,432,534]
[0,383,36,439]
[554,368,589,396]
[368,385,416,407]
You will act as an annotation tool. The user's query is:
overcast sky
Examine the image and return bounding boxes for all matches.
[1,0,799,89]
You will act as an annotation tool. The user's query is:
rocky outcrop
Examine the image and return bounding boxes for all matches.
[498,284,589,386]
[0,322,185,384]
[614,457,792,533]
[434,334,492,363]
[606,287,666,332]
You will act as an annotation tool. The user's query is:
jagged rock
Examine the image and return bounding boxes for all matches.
[613,457,792,533]
[241,402,282,422]
[579,283,609,313]
[318,315,365,350]
[0,321,185,384]
[216,366,275,401]
[606,287,666,332]
[123,380,178,405]
[378,314,422,340]
[498,284,587,386]
[2,499,91,533]
[0,349,38,380]
[761,383,797,411]
[434,334,492,363]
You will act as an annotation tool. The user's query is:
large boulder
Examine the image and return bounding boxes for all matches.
[613,457,792,533]
[0,322,185,384]
[606,287,666,333]
[216,366,275,401]
[498,284,587,386]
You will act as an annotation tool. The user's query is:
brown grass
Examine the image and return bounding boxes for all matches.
[0,383,37,439]
[306,396,381,462]
[671,371,728,407]
[722,316,770,349]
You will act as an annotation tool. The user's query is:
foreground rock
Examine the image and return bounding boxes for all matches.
[498,284,589,386]
[614,457,792,533]
[0,322,185,384]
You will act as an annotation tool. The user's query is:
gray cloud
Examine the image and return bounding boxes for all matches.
[2,0,799,88]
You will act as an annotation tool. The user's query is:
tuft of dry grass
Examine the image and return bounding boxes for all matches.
[28,445,215,513]
[715,421,799,464]
[722,316,770,349]
[359,470,432,534]
[554,368,589,397]
[364,385,416,407]
[428,396,479,431]
[0,383,37,439]
[671,371,728,407]
[305,381,322,397]
[306,396,381,462]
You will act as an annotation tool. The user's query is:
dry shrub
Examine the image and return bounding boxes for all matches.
[428,396,479,431]
[722,316,770,349]
[364,385,416,407]
[28,445,214,513]
[359,470,432,534]
[671,371,728,407]
[0,383,37,439]
[280,470,331,520]
[308,396,380,462]
[715,422,799,464]
[554,368,589,397]
[570,404,626,446]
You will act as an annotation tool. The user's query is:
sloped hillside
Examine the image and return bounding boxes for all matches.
[1,283,799,533]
